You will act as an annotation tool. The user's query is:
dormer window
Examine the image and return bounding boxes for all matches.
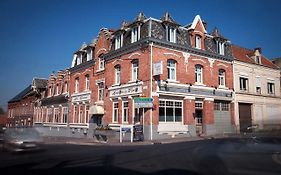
[195,35,202,49]
[255,56,260,64]
[217,41,225,55]
[115,34,123,50]
[166,26,176,43]
[76,54,82,65]
[131,26,140,43]
[86,48,92,61]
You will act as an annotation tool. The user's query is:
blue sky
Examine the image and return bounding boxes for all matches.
[0,0,281,111]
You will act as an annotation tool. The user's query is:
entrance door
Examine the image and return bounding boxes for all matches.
[134,108,144,124]
[239,103,252,133]
[195,109,203,135]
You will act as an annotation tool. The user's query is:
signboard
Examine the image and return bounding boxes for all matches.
[134,97,153,108]
[153,61,163,76]
[109,85,142,97]
[72,93,90,103]
[133,125,144,141]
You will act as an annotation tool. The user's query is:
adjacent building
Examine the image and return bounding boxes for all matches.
[232,46,281,132]
[7,78,47,127]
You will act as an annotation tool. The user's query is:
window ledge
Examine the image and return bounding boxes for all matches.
[111,83,121,87]
[128,80,140,84]
[194,82,206,86]
[217,86,228,90]
[166,80,179,83]
[96,69,105,73]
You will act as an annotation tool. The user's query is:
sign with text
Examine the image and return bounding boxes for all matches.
[153,61,163,76]
[134,97,153,108]
[109,84,142,97]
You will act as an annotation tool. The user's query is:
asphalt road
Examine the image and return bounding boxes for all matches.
[0,138,281,175]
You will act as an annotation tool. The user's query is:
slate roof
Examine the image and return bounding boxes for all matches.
[232,45,279,69]
[8,85,32,103]
[32,78,48,89]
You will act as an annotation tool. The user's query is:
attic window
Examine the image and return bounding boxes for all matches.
[217,41,225,55]
[255,56,260,64]
[115,34,123,50]
[86,48,92,61]
[166,26,176,43]
[195,35,202,49]
[131,26,140,43]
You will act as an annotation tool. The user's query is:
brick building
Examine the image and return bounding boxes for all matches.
[99,12,235,139]
[7,78,47,127]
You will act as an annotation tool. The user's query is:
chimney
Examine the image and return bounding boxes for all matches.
[254,47,262,54]
[202,20,207,30]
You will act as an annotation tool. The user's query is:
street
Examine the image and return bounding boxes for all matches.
[0,138,281,175]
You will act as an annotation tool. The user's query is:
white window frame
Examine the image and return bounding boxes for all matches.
[122,101,129,123]
[256,76,261,94]
[167,60,176,81]
[64,81,68,93]
[255,56,261,64]
[56,84,59,95]
[86,48,92,61]
[195,35,202,49]
[195,65,203,84]
[239,77,248,91]
[115,65,121,84]
[115,34,123,50]
[166,26,176,43]
[75,78,79,93]
[47,108,53,123]
[267,82,275,95]
[131,26,140,43]
[73,105,78,123]
[54,108,59,123]
[132,61,139,81]
[62,107,68,123]
[79,105,83,123]
[85,75,90,91]
[98,82,104,101]
[99,57,105,70]
[218,69,225,87]
[159,99,183,123]
[85,105,89,124]
[217,41,225,55]
[112,102,119,123]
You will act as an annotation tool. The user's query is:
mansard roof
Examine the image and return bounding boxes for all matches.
[211,27,227,40]
[232,45,279,69]
[161,12,179,26]
[32,78,48,89]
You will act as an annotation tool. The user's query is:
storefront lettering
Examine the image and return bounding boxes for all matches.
[109,85,142,97]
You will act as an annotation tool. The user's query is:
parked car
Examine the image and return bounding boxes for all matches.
[3,128,43,152]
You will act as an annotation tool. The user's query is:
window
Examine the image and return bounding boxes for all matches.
[76,54,81,65]
[267,82,275,94]
[98,82,104,101]
[239,77,248,91]
[255,56,260,64]
[75,78,79,93]
[99,57,105,70]
[115,65,121,84]
[48,86,52,97]
[123,101,129,123]
[167,60,176,80]
[159,100,182,122]
[131,26,140,43]
[62,107,68,123]
[218,69,225,87]
[113,102,119,123]
[217,41,224,55]
[47,108,53,123]
[214,102,229,111]
[195,65,203,84]
[195,35,202,49]
[85,105,89,123]
[115,34,123,50]
[54,108,60,123]
[167,26,176,43]
[132,60,139,81]
[74,106,78,123]
[56,84,59,95]
[86,49,92,61]
[195,102,203,109]
[79,105,83,123]
[256,77,261,94]
[85,75,90,91]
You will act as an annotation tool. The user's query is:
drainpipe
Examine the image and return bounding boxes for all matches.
[150,42,153,141]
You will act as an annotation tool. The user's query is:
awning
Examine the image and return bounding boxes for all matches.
[89,105,104,115]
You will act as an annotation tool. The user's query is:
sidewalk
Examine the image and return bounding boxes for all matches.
[42,135,207,146]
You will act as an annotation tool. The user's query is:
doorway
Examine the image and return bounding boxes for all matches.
[239,103,252,133]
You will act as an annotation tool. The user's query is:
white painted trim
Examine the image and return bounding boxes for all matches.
[128,52,141,59]
[188,15,207,33]
[184,96,196,100]
[164,52,181,58]
[204,98,214,101]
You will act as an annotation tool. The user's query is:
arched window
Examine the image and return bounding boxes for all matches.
[167,59,176,80]
[195,65,203,83]
[115,65,121,84]
[218,69,225,87]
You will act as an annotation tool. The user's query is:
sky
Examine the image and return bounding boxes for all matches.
[0,0,281,111]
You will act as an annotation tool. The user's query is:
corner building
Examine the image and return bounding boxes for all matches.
[102,13,235,139]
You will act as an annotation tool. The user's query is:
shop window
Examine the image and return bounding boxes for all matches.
[123,101,129,123]
[54,108,60,123]
[62,107,68,123]
[85,105,89,123]
[79,105,83,123]
[47,108,53,123]
[113,102,119,123]
[159,100,182,122]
